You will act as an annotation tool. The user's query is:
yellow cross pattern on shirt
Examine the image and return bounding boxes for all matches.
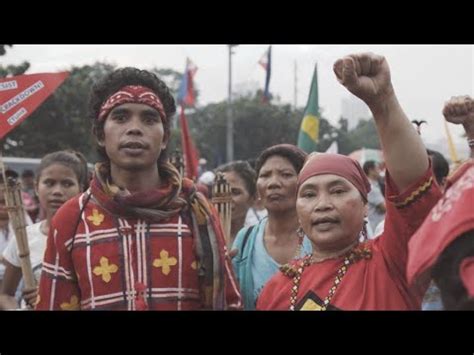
[60,295,80,310]
[93,257,118,283]
[87,208,105,226]
[153,250,177,275]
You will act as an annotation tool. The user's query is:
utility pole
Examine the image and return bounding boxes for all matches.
[227,45,238,162]
[294,60,298,109]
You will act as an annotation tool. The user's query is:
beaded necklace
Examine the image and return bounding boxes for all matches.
[281,244,372,311]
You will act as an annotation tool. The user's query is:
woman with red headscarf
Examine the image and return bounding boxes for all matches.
[257,53,442,310]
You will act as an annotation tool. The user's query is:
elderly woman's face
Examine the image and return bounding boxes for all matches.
[296,173,367,252]
[257,156,298,214]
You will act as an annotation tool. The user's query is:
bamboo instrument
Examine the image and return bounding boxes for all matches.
[211,172,232,247]
[0,161,36,290]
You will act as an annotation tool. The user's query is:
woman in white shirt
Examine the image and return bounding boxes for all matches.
[0,150,88,309]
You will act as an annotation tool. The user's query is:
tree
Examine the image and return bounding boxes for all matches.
[348,119,381,151]
[185,92,335,168]
[0,62,30,78]
[150,68,199,103]
[0,45,30,78]
[0,45,11,56]
[334,116,381,155]
[316,117,340,153]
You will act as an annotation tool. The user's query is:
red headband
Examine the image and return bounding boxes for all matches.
[407,161,474,285]
[98,85,166,122]
[298,153,371,200]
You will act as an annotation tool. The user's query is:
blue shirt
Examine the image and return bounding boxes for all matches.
[232,218,312,310]
[421,281,444,310]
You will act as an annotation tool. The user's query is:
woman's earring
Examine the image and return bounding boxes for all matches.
[296,226,305,239]
[295,226,306,258]
[360,219,368,242]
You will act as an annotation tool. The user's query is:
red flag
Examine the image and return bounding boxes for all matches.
[258,46,272,102]
[0,72,69,140]
[177,58,198,107]
[179,105,199,180]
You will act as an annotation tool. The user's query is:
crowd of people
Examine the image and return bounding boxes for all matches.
[0,52,473,310]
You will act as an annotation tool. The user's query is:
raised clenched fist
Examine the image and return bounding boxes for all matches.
[333,52,394,108]
[443,95,474,126]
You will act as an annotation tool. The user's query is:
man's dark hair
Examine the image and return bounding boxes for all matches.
[216,160,257,198]
[88,67,176,164]
[363,160,377,176]
[255,144,307,176]
[427,149,449,186]
[432,231,474,310]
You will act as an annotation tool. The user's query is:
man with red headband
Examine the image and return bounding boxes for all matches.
[257,53,442,310]
[407,95,474,310]
[36,68,241,310]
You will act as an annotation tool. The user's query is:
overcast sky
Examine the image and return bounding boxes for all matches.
[2,44,473,159]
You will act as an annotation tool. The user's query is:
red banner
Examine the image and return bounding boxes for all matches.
[0,72,69,140]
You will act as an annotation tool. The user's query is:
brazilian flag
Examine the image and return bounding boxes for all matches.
[297,64,320,153]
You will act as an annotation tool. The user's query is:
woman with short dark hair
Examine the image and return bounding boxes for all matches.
[232,144,313,310]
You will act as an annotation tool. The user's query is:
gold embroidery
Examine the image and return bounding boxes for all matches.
[60,295,80,310]
[93,257,118,283]
[394,176,433,208]
[153,250,177,275]
[87,208,105,226]
[191,260,199,270]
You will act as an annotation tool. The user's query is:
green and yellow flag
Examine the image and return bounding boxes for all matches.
[297,63,320,153]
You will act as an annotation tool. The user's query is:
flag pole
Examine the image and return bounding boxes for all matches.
[226,45,238,162]
[294,60,298,109]
[444,119,461,167]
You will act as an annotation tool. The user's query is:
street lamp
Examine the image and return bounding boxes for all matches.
[227,44,238,162]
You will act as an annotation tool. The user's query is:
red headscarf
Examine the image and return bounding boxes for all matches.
[297,153,371,200]
[407,161,474,294]
[98,85,166,123]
